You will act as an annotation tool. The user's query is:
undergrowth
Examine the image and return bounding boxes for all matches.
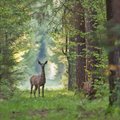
[0,89,120,120]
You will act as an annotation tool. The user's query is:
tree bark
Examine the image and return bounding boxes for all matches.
[73,2,86,89]
[62,1,75,90]
[106,0,120,106]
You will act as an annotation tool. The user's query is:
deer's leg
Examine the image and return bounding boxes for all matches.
[30,84,33,97]
[34,85,37,98]
[38,85,40,97]
[42,85,44,97]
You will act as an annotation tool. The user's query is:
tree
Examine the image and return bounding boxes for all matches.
[0,0,37,97]
[74,2,86,90]
[62,1,86,90]
[106,0,120,106]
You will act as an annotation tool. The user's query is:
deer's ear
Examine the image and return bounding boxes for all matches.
[44,61,48,65]
[38,60,42,65]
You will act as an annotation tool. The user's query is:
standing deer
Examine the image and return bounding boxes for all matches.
[30,60,48,97]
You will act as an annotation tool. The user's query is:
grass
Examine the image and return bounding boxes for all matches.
[0,89,120,120]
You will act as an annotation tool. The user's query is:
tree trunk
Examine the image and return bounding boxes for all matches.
[73,2,86,89]
[62,2,75,90]
[84,1,102,98]
[106,0,120,106]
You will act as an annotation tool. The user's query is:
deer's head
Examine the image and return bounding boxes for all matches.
[38,60,48,70]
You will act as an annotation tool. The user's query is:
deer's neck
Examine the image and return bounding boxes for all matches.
[41,69,46,82]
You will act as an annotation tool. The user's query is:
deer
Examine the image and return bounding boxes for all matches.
[82,81,93,95]
[81,81,96,99]
[30,60,48,97]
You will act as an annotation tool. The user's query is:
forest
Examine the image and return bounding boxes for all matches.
[0,0,120,120]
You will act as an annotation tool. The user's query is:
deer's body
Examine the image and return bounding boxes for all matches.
[30,61,47,97]
[82,81,96,99]
[82,82,92,95]
[30,75,45,86]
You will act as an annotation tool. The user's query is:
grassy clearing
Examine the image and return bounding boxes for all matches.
[0,89,120,120]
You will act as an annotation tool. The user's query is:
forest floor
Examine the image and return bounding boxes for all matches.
[0,89,120,120]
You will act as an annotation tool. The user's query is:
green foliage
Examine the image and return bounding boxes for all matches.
[0,90,120,120]
[114,79,120,107]
[0,0,119,116]
[0,0,39,97]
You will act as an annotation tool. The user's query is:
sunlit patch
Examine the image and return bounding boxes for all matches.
[53,0,60,7]
[48,62,57,80]
[14,51,27,62]
[18,61,64,90]
[18,81,64,90]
